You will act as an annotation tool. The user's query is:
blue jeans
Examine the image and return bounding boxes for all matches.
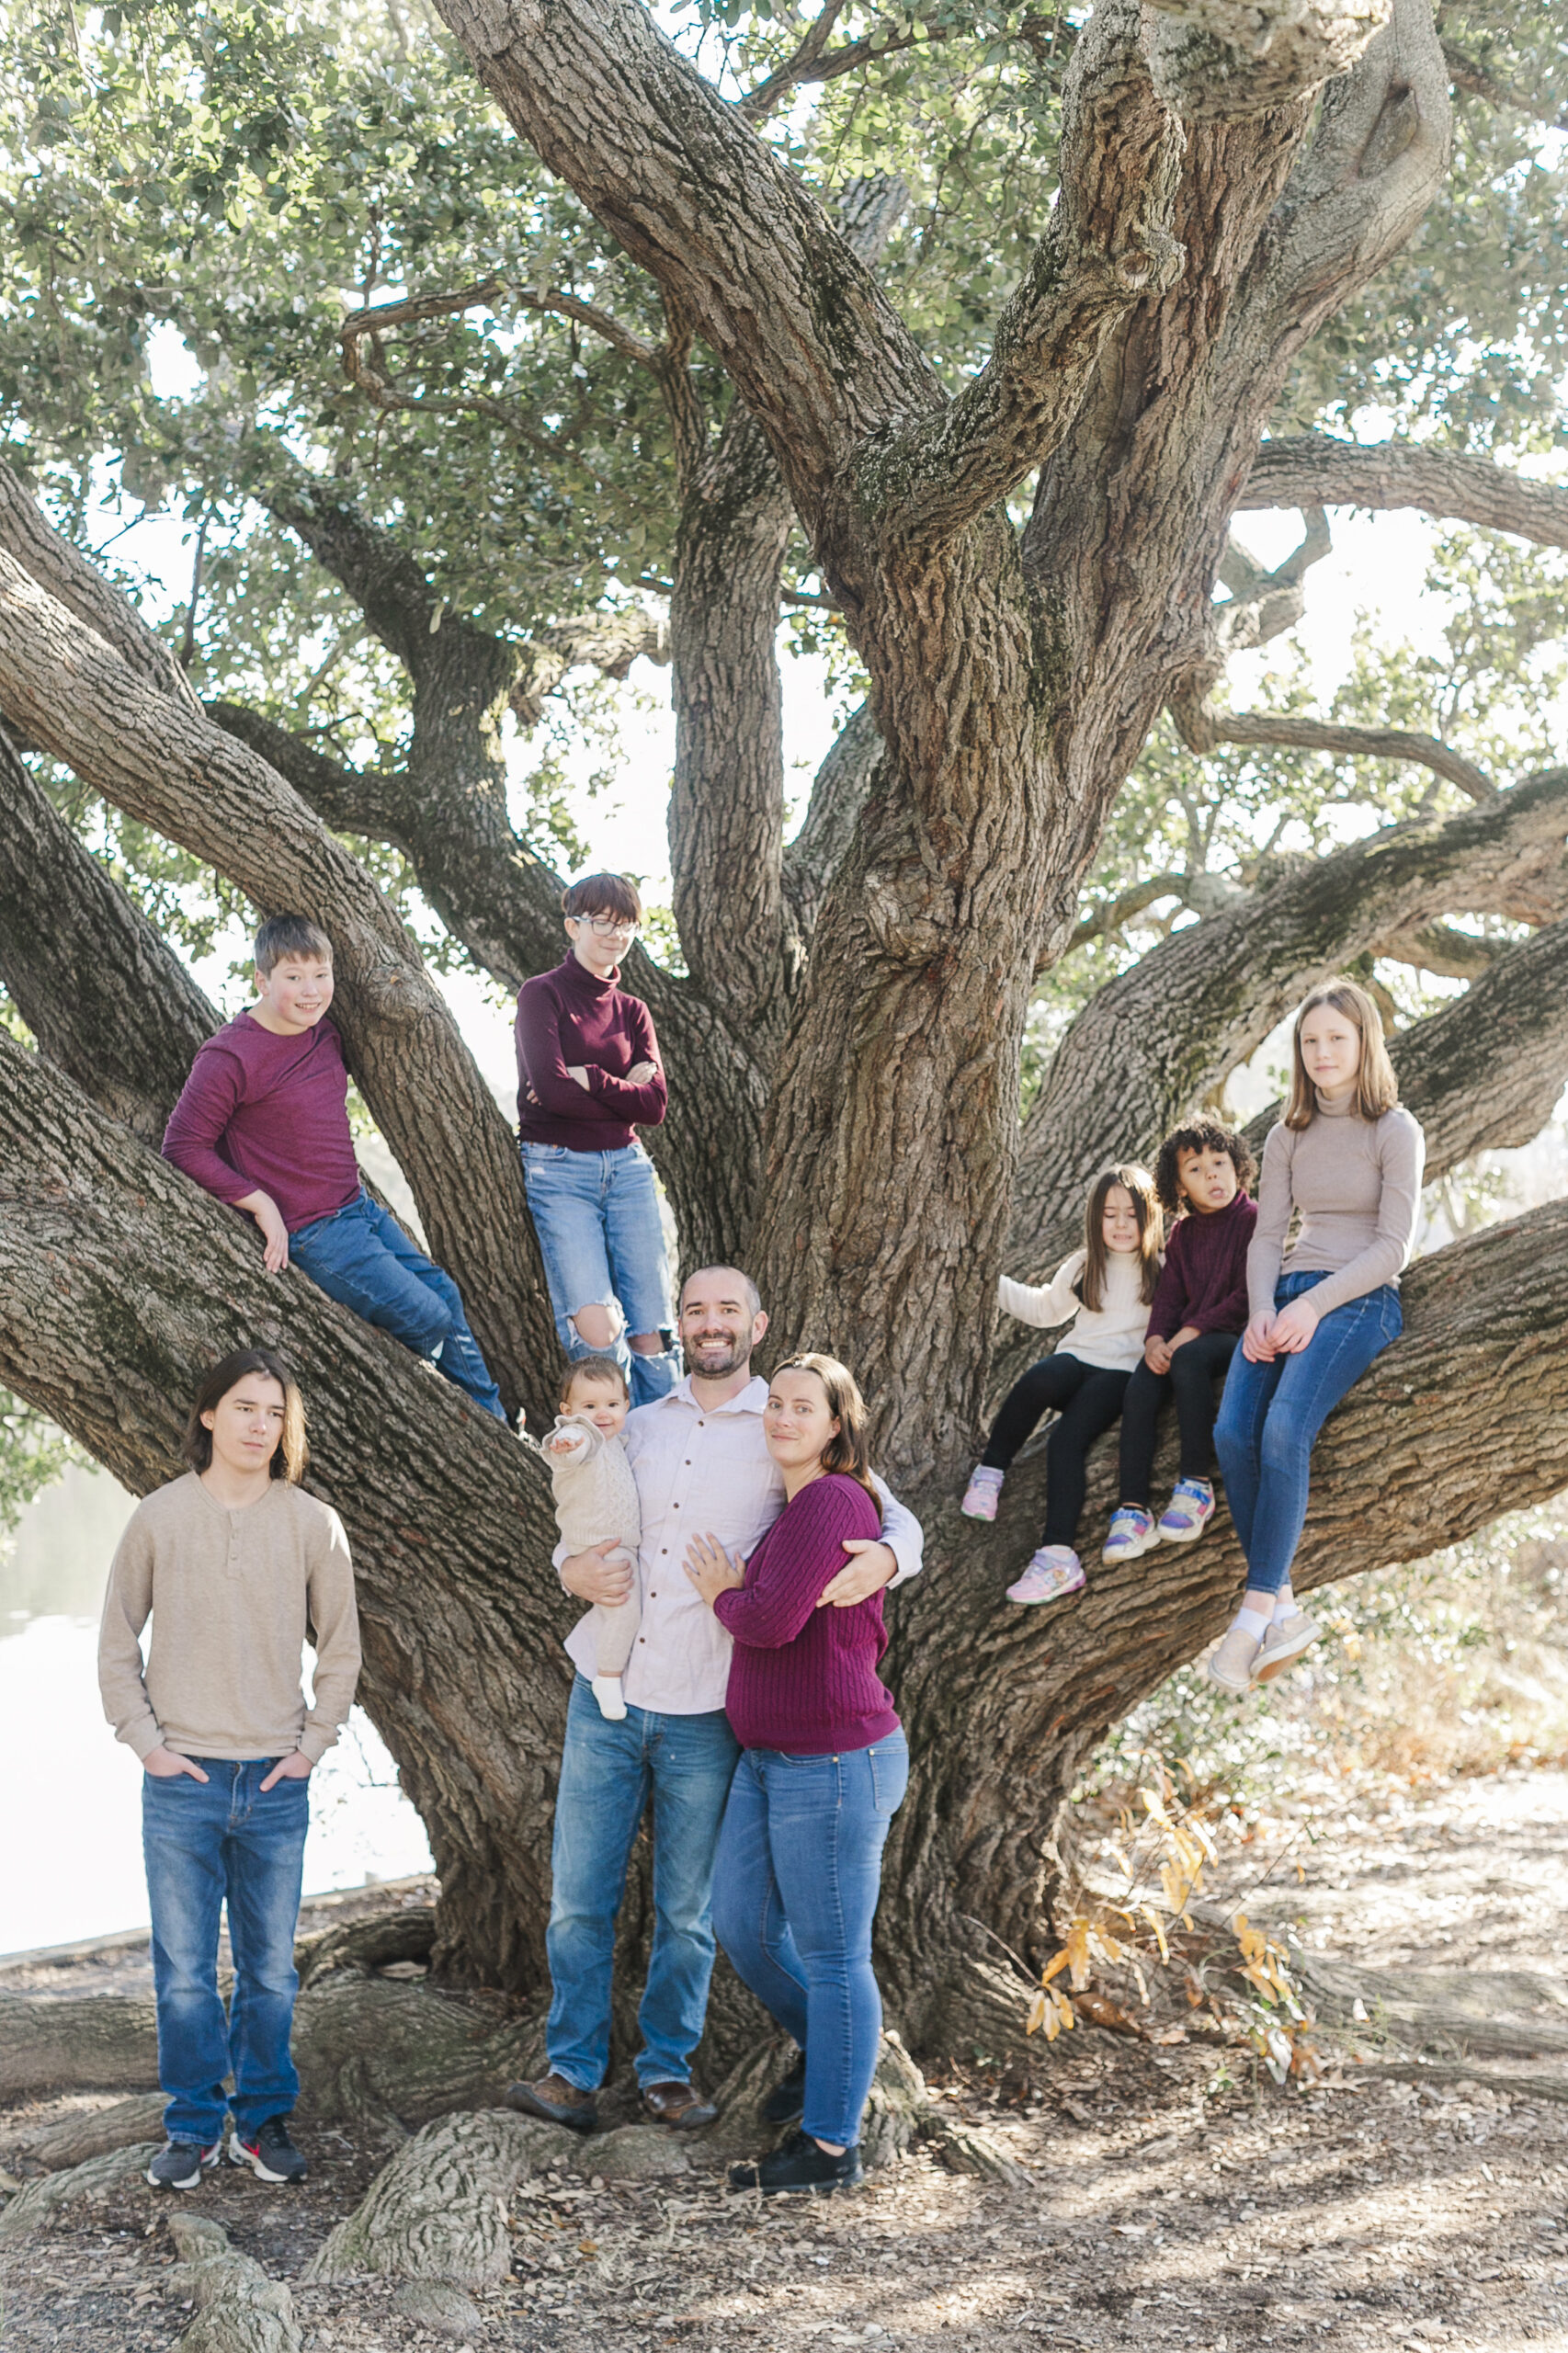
[521,1142,678,1407]
[289,1188,506,1419]
[1214,1271,1403,1596]
[142,1759,311,2145]
[545,1677,740,2090]
[712,1733,909,2150]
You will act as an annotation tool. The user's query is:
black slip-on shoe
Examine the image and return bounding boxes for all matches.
[504,2072,598,2133]
[230,2115,309,2183]
[761,2052,807,2124]
[146,2137,222,2189]
[729,2128,864,2196]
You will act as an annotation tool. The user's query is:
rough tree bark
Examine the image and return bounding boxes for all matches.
[0,729,217,1143]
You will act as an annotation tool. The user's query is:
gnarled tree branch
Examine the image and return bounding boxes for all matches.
[0,729,218,1142]
[1174,699,1496,801]
[1240,432,1568,548]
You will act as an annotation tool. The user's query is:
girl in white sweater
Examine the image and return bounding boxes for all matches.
[962,1165,1163,1605]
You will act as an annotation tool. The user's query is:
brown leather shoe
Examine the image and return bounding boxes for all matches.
[642,2079,719,2131]
[504,2072,597,2133]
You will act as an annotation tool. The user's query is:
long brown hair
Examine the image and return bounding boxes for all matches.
[770,1353,878,1498]
[182,1348,309,1483]
[1077,1165,1163,1311]
[1284,980,1400,1131]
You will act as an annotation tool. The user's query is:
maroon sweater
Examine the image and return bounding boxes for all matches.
[515,954,668,1152]
[162,1013,360,1235]
[1146,1188,1257,1342]
[715,1473,900,1756]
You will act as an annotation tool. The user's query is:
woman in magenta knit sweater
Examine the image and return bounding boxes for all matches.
[686,1354,909,2198]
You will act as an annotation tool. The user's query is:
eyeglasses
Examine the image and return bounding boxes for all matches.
[576,915,639,938]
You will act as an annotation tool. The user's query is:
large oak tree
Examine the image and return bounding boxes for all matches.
[3,0,1568,2086]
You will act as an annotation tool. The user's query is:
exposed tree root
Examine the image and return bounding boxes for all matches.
[303,2110,560,2287]
[0,1974,540,2133]
[1356,2059,1568,2105]
[297,1906,436,1992]
[3,2093,166,2173]
[166,2213,301,2353]
[0,2141,157,2244]
[307,2029,1033,2287]
[390,2279,484,2338]
[1294,1955,1568,2060]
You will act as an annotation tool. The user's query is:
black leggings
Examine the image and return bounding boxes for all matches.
[982,1354,1131,1548]
[1117,1329,1238,1505]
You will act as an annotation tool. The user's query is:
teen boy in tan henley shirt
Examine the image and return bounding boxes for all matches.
[98,1347,358,2190]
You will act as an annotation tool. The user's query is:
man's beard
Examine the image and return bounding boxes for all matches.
[686,1329,752,1378]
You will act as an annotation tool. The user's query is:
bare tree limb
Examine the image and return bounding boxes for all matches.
[1176,700,1496,801]
[857,3,1187,543]
[780,701,888,949]
[509,608,671,732]
[0,729,218,1142]
[1240,432,1568,548]
[0,459,201,716]
[1379,920,1502,982]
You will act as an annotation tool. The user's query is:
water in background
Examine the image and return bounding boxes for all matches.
[0,1461,433,1956]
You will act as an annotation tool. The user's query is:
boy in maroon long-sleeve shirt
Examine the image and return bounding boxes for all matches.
[164,915,507,1422]
[1105,1120,1259,1562]
[514,873,678,1407]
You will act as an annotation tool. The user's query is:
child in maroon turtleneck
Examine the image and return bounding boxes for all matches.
[514,872,678,1408]
[1103,1120,1259,1563]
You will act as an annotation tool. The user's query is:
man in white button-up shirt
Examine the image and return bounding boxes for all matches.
[506,1267,922,2137]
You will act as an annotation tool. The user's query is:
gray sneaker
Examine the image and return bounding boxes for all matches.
[146,2137,222,2189]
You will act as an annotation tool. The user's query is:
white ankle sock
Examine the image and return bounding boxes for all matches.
[1233,1607,1270,1642]
[1271,1591,1296,1623]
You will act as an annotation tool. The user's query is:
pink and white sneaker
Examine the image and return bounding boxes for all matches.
[961,1466,1005,1522]
[1158,1478,1215,1544]
[1006,1546,1085,1606]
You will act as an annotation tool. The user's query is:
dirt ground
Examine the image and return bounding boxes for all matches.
[5,1773,1568,2353]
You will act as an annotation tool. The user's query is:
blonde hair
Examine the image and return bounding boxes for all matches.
[1285,980,1399,1130]
[769,1353,878,1498]
[1078,1165,1163,1311]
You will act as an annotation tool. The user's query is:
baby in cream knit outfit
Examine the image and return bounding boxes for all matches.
[544,1356,642,1720]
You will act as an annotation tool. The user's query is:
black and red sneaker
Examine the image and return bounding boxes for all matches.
[229,2115,309,2183]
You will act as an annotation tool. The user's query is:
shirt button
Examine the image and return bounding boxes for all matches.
[650,1591,657,1598]
[639,1636,646,1644]
[661,1549,668,1556]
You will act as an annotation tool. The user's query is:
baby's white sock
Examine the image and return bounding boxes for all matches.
[1232,1606,1270,1643]
[592,1675,628,1722]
